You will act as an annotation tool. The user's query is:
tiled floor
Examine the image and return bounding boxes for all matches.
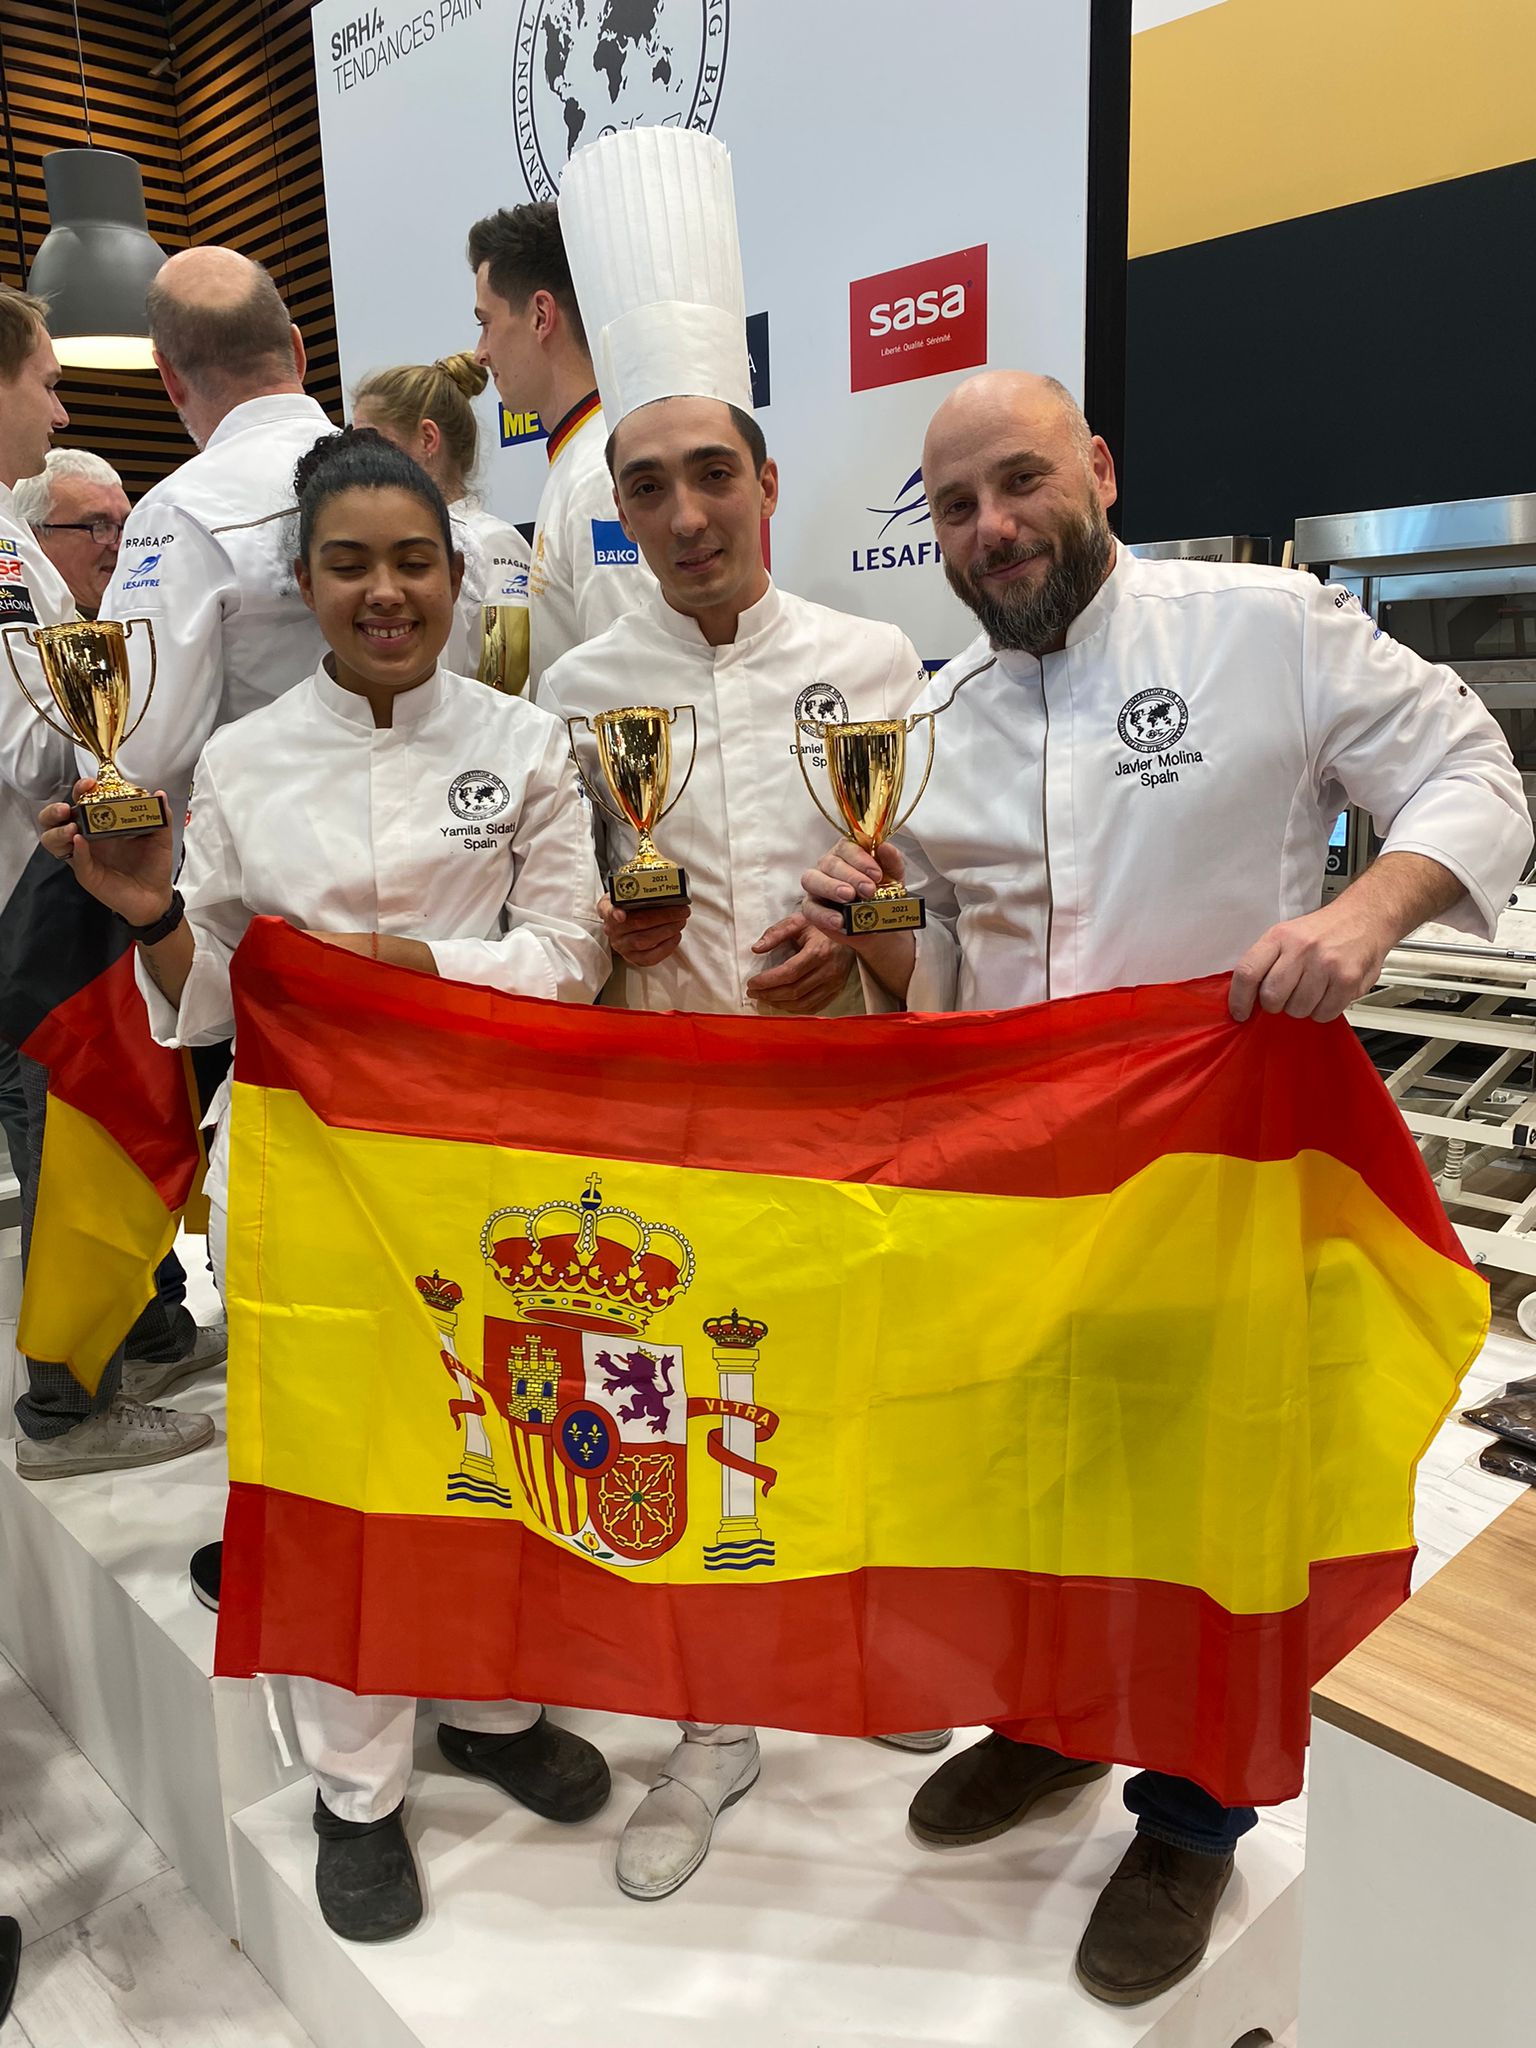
[0,1650,311,2048]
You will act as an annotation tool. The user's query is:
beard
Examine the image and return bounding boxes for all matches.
[946,502,1114,656]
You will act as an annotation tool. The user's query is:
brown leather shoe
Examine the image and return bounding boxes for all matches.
[1074,1836,1235,2005]
[908,1733,1111,1845]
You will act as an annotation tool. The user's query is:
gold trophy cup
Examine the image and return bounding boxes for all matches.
[476,603,530,696]
[1,618,170,838]
[565,705,698,906]
[796,711,937,933]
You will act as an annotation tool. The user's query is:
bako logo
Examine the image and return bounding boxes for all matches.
[850,245,988,394]
[852,466,943,576]
[512,0,729,203]
[591,519,639,568]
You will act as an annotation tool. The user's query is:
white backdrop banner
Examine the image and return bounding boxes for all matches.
[312,0,1099,665]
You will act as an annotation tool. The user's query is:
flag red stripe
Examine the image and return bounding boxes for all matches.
[25,952,199,1212]
[231,920,1462,1264]
[216,1481,1411,1807]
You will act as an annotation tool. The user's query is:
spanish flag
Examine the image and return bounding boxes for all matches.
[0,850,208,1390]
[216,918,1485,1805]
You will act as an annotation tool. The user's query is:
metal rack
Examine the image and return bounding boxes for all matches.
[1346,898,1536,1276]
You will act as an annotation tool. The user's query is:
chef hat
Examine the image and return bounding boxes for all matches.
[558,127,751,428]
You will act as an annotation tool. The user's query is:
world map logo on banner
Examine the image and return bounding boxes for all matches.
[512,0,730,201]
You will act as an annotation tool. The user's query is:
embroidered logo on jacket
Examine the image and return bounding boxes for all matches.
[448,771,511,821]
[122,551,162,592]
[794,683,850,727]
[591,520,639,567]
[1117,688,1189,754]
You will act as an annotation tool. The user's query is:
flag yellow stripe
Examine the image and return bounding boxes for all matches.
[20,1095,175,1392]
[226,1083,1483,1615]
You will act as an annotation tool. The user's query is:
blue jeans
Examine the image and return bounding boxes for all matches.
[993,1728,1257,1857]
[1123,1769,1256,1857]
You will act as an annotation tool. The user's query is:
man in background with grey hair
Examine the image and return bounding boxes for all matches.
[13,448,129,616]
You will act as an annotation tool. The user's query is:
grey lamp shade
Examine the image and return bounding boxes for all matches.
[27,149,168,371]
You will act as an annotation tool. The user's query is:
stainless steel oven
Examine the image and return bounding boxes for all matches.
[1127,534,1272,564]
[1293,494,1536,896]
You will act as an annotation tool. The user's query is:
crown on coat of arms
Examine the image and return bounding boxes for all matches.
[414,1270,464,1313]
[703,1309,767,1348]
[480,1174,696,1336]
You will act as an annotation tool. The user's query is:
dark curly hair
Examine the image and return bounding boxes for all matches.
[292,425,453,564]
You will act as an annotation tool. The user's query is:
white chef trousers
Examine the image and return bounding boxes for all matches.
[679,1723,752,1743]
[210,1199,544,1824]
[289,1681,543,1823]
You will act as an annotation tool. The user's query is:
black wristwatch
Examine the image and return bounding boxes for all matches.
[120,889,186,947]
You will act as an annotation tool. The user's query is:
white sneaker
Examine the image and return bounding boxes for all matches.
[869,1729,954,1754]
[615,1731,760,1900]
[123,1317,228,1406]
[16,1397,216,1481]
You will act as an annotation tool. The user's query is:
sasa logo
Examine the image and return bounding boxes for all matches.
[850,246,988,393]
[868,282,968,338]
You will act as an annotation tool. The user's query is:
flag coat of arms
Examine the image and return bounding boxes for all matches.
[216,919,1486,1806]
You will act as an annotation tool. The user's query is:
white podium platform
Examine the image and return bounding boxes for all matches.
[0,1246,303,1936]
[233,1714,1306,2048]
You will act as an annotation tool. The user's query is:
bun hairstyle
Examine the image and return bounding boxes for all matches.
[351,351,487,491]
[293,426,454,565]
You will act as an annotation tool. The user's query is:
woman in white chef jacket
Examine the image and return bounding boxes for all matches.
[352,352,531,683]
[41,426,611,1944]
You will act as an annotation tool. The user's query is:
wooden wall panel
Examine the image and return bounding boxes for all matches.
[0,0,186,500]
[170,0,342,420]
[0,0,341,503]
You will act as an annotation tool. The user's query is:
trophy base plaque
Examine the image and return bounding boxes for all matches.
[75,790,172,840]
[844,893,925,935]
[610,862,689,907]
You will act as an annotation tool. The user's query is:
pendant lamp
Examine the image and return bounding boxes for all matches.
[24,1,167,370]
[28,150,167,369]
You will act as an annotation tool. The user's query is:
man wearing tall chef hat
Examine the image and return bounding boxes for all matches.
[466,200,652,693]
[538,126,948,1903]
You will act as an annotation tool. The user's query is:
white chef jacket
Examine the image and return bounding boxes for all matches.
[527,397,651,692]
[540,581,926,1015]
[884,548,1532,1014]
[138,662,608,1204]
[445,496,531,677]
[0,484,79,906]
[98,392,334,820]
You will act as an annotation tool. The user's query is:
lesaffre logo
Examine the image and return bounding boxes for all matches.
[591,519,638,567]
[122,551,162,592]
[512,0,729,202]
[852,466,943,577]
[500,407,546,448]
[850,245,987,394]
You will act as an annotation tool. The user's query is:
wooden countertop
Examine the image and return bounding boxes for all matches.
[1313,1489,1536,1824]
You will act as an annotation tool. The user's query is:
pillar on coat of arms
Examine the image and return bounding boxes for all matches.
[703,1310,775,1571]
[416,1270,513,1510]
